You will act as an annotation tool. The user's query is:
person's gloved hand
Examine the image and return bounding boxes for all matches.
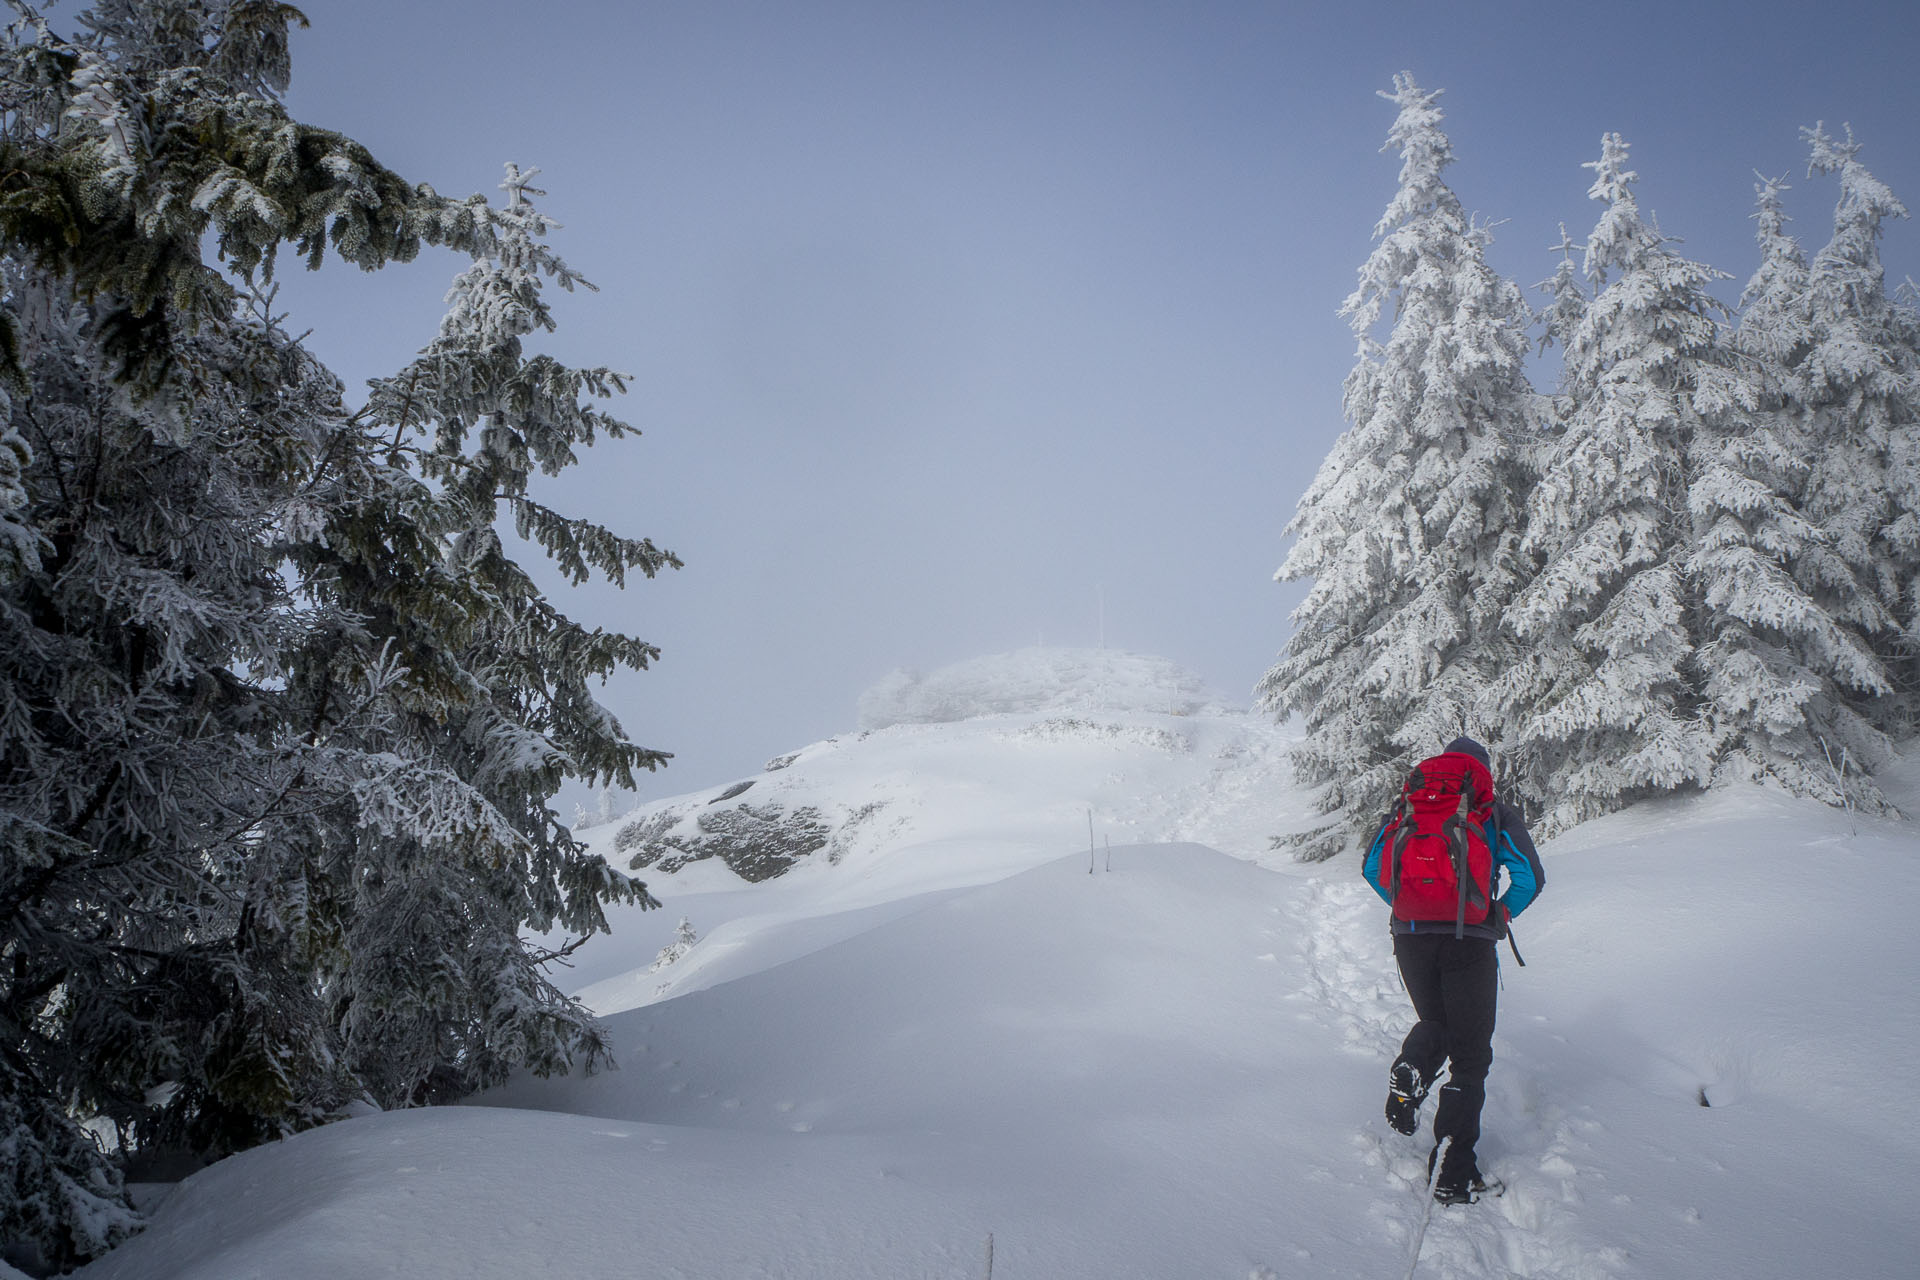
[1484,901,1511,939]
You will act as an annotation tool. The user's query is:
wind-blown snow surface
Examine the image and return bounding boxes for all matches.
[75,653,1920,1279]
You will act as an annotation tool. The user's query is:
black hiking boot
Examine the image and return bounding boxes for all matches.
[1385,1061,1427,1136]
[1427,1142,1496,1205]
[1433,1173,1498,1205]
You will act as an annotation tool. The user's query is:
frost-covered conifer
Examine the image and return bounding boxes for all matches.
[0,2,671,1264]
[1799,126,1919,731]
[1527,223,1586,550]
[0,260,345,1270]
[650,918,699,972]
[0,411,33,580]
[305,164,674,1107]
[1687,174,1895,803]
[1494,135,1727,829]
[1736,176,1814,373]
[1535,224,1588,358]
[1258,75,1536,858]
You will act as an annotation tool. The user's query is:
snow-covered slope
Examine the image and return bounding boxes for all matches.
[72,653,1920,1280]
[562,649,1303,1009]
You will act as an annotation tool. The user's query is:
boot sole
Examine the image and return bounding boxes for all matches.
[1385,1064,1425,1135]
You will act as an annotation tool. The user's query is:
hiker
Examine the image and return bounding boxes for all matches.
[1361,735,1544,1205]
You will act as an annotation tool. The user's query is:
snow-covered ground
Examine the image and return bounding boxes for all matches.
[71,651,1920,1279]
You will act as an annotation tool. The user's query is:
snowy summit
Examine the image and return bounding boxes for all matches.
[857,647,1232,729]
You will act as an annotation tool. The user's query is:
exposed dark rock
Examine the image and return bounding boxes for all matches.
[697,804,830,881]
[619,801,832,882]
[709,780,756,804]
[613,811,682,865]
[826,801,889,864]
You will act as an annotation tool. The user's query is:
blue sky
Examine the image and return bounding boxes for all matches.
[271,0,1920,807]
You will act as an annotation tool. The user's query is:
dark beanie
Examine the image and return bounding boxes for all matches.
[1444,736,1491,768]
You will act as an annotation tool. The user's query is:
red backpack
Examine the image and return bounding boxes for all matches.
[1381,751,1495,937]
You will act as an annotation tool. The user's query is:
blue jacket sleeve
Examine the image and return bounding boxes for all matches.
[1361,816,1393,905]
[1491,799,1544,918]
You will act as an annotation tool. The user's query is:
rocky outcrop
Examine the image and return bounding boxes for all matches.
[616,796,834,882]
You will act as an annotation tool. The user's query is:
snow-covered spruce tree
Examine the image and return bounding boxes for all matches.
[1686,173,1895,805]
[1535,223,1588,359]
[1524,222,1587,580]
[0,1,670,1265]
[1493,134,1729,830]
[1799,125,1920,735]
[1258,75,1536,859]
[650,918,698,972]
[0,271,354,1269]
[1736,175,1814,375]
[0,405,30,580]
[303,165,674,1107]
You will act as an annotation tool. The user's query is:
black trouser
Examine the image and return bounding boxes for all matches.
[1392,931,1497,1179]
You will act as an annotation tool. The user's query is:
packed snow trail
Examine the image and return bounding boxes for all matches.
[1281,873,1624,1280]
[1279,773,1920,1280]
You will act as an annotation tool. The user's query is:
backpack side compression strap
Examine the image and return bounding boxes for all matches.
[1386,802,1414,908]
[1443,780,1491,939]
[1450,784,1472,938]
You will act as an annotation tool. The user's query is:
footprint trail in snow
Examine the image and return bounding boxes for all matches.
[1279,873,1626,1280]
